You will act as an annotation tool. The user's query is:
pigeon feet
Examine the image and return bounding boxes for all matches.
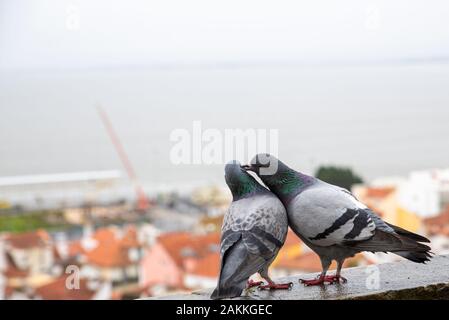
[299,274,347,286]
[247,279,264,288]
[299,276,326,286]
[324,275,347,284]
[259,282,293,290]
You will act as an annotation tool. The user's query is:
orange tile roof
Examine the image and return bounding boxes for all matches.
[81,225,142,268]
[68,240,84,257]
[121,226,140,248]
[423,206,449,236]
[90,226,141,247]
[365,187,395,198]
[5,230,50,249]
[157,233,192,267]
[4,265,29,278]
[157,232,221,269]
[424,206,449,225]
[85,243,132,267]
[92,228,116,243]
[35,275,97,300]
[188,252,221,278]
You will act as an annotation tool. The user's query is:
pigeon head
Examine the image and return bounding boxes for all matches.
[243,154,315,204]
[243,153,286,176]
[225,160,267,201]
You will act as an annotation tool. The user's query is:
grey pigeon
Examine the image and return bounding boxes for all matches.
[244,154,432,285]
[211,161,291,299]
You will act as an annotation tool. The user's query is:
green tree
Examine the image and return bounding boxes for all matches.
[314,165,363,191]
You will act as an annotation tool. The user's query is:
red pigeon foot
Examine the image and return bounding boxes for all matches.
[259,282,293,290]
[247,279,264,288]
[324,275,347,284]
[299,276,326,286]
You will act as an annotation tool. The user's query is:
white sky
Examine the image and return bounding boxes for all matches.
[1,0,449,69]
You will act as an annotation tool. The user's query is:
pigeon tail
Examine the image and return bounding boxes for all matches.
[391,231,433,263]
[211,285,244,300]
[346,228,432,263]
[385,222,430,243]
[211,240,267,300]
[393,250,433,263]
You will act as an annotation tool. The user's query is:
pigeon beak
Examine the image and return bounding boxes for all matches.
[241,164,253,171]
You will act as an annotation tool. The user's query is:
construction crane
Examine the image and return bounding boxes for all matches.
[97,105,150,212]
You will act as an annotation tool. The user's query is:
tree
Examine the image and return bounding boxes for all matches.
[314,165,363,191]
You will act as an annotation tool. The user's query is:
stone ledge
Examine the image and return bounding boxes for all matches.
[146,254,449,300]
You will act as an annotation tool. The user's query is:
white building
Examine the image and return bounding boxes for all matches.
[397,169,449,218]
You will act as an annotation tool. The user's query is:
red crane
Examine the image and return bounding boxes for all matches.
[97,105,150,212]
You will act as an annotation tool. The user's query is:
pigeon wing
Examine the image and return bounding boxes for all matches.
[221,194,288,255]
[288,183,377,246]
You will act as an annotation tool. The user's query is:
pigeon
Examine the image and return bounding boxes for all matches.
[244,154,432,286]
[211,160,291,299]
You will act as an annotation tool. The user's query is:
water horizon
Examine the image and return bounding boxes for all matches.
[1,62,448,190]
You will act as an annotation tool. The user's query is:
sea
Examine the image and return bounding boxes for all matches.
[1,62,449,193]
